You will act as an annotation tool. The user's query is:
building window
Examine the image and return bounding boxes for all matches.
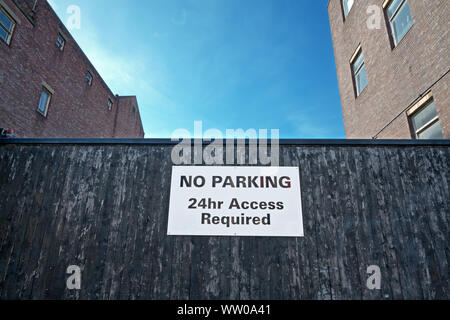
[107,98,113,110]
[385,0,413,46]
[409,98,443,139]
[37,88,52,117]
[351,48,368,97]
[0,7,15,45]
[56,33,65,51]
[86,71,93,86]
[342,0,355,18]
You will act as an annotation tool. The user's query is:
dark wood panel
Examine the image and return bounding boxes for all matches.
[0,143,448,299]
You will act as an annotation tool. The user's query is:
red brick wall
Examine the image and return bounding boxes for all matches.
[0,0,144,138]
[113,96,145,138]
[328,0,449,139]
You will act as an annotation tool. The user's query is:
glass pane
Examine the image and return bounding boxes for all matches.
[0,11,12,31]
[0,25,7,41]
[387,0,404,20]
[356,65,368,95]
[38,91,48,113]
[343,0,355,17]
[418,121,444,139]
[392,1,413,44]
[412,100,438,131]
[352,52,364,73]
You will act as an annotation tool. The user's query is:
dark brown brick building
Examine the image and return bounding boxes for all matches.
[328,0,449,139]
[0,0,144,138]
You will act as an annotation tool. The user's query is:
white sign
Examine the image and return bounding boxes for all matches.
[167,166,304,237]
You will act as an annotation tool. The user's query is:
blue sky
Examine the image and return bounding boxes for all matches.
[48,0,345,138]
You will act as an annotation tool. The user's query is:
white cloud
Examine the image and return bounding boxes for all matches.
[51,12,185,137]
[65,19,181,116]
[72,29,145,93]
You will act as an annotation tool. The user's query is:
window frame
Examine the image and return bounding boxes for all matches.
[414,116,440,139]
[86,71,93,86]
[0,6,16,45]
[384,0,414,47]
[350,46,368,97]
[342,0,355,19]
[37,87,52,117]
[56,33,66,51]
[408,95,443,139]
[107,98,113,111]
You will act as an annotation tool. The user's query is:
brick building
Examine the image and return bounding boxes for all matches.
[0,0,144,138]
[328,0,449,139]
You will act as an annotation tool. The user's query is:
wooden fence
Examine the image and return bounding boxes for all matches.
[0,140,448,299]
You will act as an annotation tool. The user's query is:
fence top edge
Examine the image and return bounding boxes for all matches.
[0,138,449,147]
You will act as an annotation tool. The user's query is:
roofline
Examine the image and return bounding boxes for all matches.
[117,95,138,99]
[1,138,449,147]
[44,1,138,103]
[44,2,116,100]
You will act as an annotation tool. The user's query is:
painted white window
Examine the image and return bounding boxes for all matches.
[410,99,443,139]
[342,0,355,18]
[0,7,15,45]
[37,88,52,117]
[386,0,413,46]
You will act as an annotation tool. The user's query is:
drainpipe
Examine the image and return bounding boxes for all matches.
[112,95,120,138]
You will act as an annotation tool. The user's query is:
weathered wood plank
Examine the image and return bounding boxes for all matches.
[0,143,448,300]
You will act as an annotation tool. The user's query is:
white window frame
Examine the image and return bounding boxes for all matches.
[37,87,52,117]
[350,45,367,97]
[0,6,16,45]
[384,0,413,46]
[407,93,442,139]
[414,115,440,139]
